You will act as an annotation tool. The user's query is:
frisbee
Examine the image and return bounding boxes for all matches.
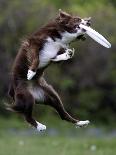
[79,24,111,48]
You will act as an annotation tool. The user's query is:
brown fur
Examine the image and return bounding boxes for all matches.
[8,10,90,129]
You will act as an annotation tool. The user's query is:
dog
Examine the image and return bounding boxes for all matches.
[8,10,91,131]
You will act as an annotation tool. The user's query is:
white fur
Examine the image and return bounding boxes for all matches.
[27,70,36,80]
[81,19,88,25]
[28,85,45,102]
[76,120,90,128]
[39,37,64,68]
[39,31,81,68]
[36,121,46,131]
[38,20,87,68]
[52,48,75,62]
[59,31,78,44]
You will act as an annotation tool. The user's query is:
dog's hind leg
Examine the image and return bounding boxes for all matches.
[47,90,90,127]
[12,89,46,131]
[40,80,90,128]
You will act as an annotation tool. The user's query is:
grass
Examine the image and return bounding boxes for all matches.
[0,131,116,155]
[0,117,116,155]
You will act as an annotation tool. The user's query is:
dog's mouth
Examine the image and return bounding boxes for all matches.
[76,17,91,33]
[74,17,91,40]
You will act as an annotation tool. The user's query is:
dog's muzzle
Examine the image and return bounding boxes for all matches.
[81,17,91,26]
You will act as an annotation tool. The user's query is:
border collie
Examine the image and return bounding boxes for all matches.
[8,10,91,131]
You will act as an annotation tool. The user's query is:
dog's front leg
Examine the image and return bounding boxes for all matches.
[51,48,75,62]
[27,57,39,80]
[27,48,39,80]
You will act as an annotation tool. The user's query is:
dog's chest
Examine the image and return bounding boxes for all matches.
[60,31,77,43]
[38,32,77,68]
[39,37,64,68]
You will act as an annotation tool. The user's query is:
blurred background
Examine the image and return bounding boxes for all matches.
[0,0,116,155]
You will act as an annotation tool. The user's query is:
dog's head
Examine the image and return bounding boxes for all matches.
[56,10,91,38]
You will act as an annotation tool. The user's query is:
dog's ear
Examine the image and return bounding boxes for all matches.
[59,9,70,18]
[56,9,70,24]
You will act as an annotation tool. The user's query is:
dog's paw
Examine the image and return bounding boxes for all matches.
[36,121,46,132]
[27,70,36,80]
[75,120,90,128]
[65,48,75,59]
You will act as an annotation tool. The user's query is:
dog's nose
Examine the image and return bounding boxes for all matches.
[86,21,91,26]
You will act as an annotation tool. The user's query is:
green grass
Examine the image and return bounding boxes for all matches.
[0,132,116,155]
[0,117,116,155]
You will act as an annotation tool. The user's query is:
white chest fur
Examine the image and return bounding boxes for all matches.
[39,31,79,68]
[60,31,78,44]
[39,37,62,68]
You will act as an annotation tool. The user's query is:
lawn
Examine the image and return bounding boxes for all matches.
[0,117,116,155]
[0,131,116,155]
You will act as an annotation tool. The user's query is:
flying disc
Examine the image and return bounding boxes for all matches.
[79,24,111,48]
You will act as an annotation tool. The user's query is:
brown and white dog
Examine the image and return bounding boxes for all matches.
[8,10,91,131]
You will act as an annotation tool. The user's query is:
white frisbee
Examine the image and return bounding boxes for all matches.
[79,24,111,48]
